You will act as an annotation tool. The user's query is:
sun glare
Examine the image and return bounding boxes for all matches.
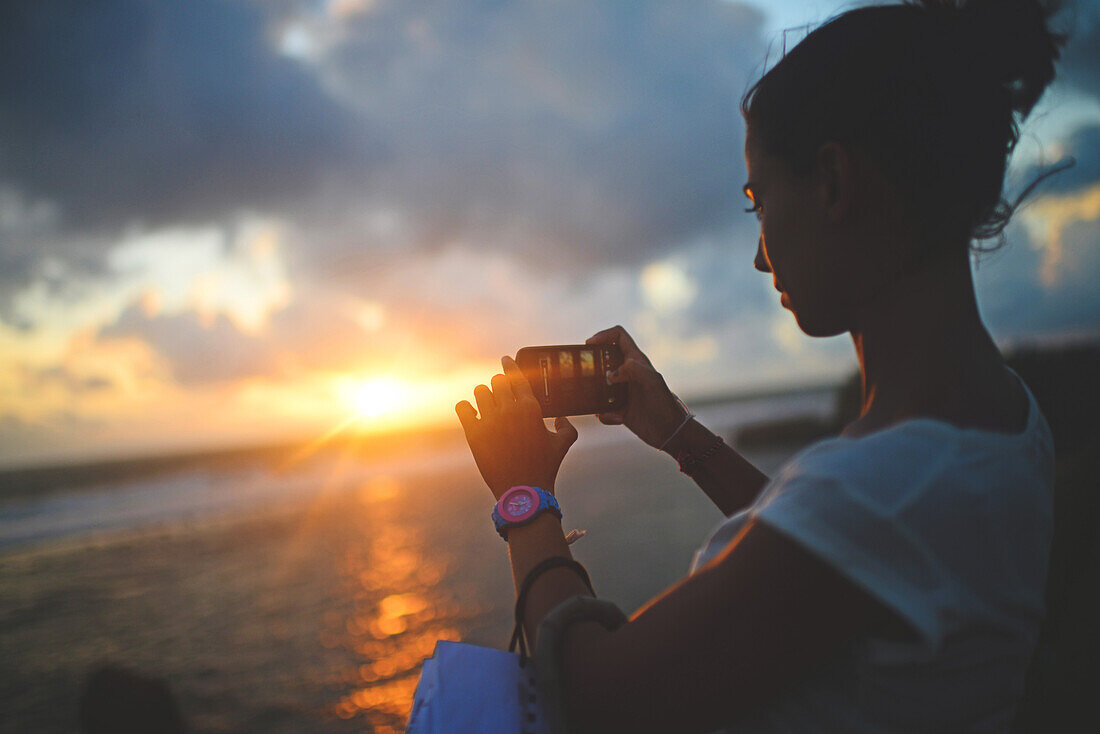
[348,377,406,420]
[326,361,502,436]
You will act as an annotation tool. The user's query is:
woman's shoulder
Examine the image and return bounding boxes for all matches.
[805,368,1048,467]
[763,371,1053,514]
[840,365,1033,441]
[745,375,1054,643]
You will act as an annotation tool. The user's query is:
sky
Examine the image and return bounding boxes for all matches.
[1,0,1099,467]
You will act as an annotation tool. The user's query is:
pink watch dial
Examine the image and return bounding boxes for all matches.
[497,485,539,523]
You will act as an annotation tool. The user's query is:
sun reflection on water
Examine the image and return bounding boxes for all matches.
[325,475,478,730]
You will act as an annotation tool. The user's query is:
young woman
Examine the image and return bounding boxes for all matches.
[455,1,1068,730]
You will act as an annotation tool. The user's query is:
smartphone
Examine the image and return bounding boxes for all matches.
[514,344,627,417]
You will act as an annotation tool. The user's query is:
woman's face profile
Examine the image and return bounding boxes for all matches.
[744,131,842,338]
[744,129,914,338]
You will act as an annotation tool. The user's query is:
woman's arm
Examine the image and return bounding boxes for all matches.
[457,355,895,732]
[505,512,591,649]
[554,519,899,733]
[500,508,901,733]
[660,417,770,516]
[454,357,601,649]
[586,326,769,516]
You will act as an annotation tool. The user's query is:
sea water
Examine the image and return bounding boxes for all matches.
[0,390,833,733]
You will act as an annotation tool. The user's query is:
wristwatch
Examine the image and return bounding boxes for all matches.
[492,485,561,540]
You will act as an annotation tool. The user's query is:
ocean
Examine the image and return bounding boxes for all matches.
[0,389,834,733]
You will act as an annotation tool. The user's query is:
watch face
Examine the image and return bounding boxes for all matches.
[499,486,539,522]
[506,494,532,517]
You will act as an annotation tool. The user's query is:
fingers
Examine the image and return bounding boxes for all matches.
[586,324,627,346]
[474,384,495,419]
[607,357,644,384]
[455,400,479,434]
[586,324,641,357]
[586,327,613,345]
[553,416,579,450]
[472,363,539,427]
[597,411,624,425]
[502,356,535,402]
[490,373,514,405]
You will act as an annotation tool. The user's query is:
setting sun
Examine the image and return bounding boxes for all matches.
[317,362,500,438]
[348,377,407,420]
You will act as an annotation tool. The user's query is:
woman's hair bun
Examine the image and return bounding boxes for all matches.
[915,0,1069,118]
[741,0,1076,250]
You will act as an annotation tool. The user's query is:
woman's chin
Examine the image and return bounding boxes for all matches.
[788,302,848,338]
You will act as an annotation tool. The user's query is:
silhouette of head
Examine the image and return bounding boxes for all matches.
[741,0,1069,335]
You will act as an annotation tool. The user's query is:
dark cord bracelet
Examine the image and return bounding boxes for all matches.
[509,557,594,666]
[676,434,725,476]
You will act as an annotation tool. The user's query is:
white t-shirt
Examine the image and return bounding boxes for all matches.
[690,369,1054,733]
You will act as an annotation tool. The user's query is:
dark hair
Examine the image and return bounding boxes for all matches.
[741,0,1072,254]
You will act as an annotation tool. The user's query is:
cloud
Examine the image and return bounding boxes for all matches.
[32,365,114,394]
[94,285,437,385]
[87,237,743,388]
[293,0,766,269]
[1018,124,1100,195]
[5,0,1098,463]
[97,303,279,385]
[0,0,377,238]
[1,0,767,289]
[1015,182,1100,285]
[975,216,1100,335]
[1060,0,1100,101]
[0,0,772,347]
[0,412,103,461]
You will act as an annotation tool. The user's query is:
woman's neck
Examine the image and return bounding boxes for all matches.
[844,251,1020,436]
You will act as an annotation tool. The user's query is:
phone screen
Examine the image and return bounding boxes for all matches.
[515,344,627,417]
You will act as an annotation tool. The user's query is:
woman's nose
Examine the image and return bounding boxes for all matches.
[753,239,771,273]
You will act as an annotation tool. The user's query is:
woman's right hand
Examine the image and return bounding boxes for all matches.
[586,325,691,451]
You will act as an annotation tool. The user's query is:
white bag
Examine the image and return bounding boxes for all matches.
[406,640,550,734]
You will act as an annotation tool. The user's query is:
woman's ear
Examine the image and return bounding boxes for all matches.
[814,140,855,224]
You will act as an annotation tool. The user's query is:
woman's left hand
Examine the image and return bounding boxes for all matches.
[456,355,579,500]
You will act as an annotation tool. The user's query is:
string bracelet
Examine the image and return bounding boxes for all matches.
[509,557,594,666]
[657,411,695,453]
[676,434,725,476]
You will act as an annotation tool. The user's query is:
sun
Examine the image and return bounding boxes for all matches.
[348,377,405,420]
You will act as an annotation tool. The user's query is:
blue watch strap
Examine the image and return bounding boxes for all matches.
[492,487,562,540]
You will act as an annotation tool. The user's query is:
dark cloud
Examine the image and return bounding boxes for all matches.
[680,232,773,329]
[11,0,1094,401]
[0,0,379,233]
[1,0,769,310]
[976,219,1100,337]
[0,226,120,324]
[1060,0,1100,101]
[299,0,766,269]
[1018,124,1100,194]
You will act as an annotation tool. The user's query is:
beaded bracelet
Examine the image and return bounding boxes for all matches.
[676,434,725,476]
[509,557,595,666]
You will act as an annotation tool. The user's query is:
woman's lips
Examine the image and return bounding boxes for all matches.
[771,279,789,307]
